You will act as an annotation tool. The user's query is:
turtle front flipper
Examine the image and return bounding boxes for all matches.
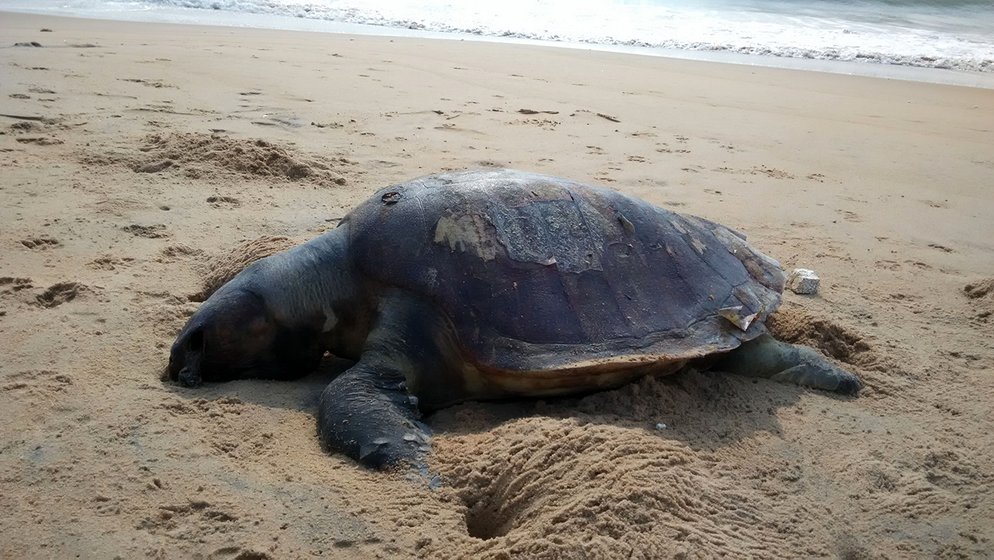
[717,334,863,395]
[317,361,431,470]
[317,292,465,476]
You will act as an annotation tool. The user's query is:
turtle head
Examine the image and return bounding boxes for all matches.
[168,288,276,387]
[167,287,322,387]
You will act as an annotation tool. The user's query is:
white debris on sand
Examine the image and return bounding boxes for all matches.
[787,268,820,295]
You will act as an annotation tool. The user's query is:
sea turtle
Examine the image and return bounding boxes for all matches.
[167,169,861,470]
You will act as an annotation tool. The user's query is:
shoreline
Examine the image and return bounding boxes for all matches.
[2,10,993,559]
[2,6,994,91]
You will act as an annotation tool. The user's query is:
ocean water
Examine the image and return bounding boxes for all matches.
[3,0,993,77]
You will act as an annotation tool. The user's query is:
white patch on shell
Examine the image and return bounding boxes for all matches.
[433,213,501,261]
[718,306,758,332]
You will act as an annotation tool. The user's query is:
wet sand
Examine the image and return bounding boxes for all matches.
[1,12,993,559]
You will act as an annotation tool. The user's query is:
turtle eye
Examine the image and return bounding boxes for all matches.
[186,328,205,353]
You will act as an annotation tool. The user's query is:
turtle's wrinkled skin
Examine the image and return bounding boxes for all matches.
[167,169,861,471]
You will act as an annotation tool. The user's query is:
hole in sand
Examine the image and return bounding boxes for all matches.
[463,494,514,540]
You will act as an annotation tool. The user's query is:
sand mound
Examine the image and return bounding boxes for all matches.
[193,236,300,301]
[84,132,354,187]
[425,369,795,558]
[427,385,850,560]
[766,304,913,395]
[431,417,772,559]
[766,305,873,365]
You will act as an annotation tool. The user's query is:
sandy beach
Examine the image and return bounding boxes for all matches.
[2,11,993,558]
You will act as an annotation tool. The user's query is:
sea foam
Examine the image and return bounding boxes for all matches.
[3,0,993,74]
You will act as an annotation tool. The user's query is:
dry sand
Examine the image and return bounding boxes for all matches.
[2,12,994,559]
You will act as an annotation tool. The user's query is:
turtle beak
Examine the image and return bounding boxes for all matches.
[178,360,202,388]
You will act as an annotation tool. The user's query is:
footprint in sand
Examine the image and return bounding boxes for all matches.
[15,137,63,145]
[119,78,176,89]
[1,277,34,313]
[964,278,993,299]
[752,165,795,179]
[1,369,73,398]
[137,499,242,538]
[655,144,690,154]
[21,237,61,249]
[87,256,135,271]
[0,277,33,293]
[122,224,168,239]
[134,160,174,173]
[207,546,274,560]
[158,245,203,262]
[34,281,86,308]
[517,118,559,130]
[905,260,933,270]
[836,209,861,223]
[207,196,241,209]
[9,122,39,133]
[93,495,122,517]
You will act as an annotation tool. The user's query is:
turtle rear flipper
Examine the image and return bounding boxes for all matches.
[717,333,862,395]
